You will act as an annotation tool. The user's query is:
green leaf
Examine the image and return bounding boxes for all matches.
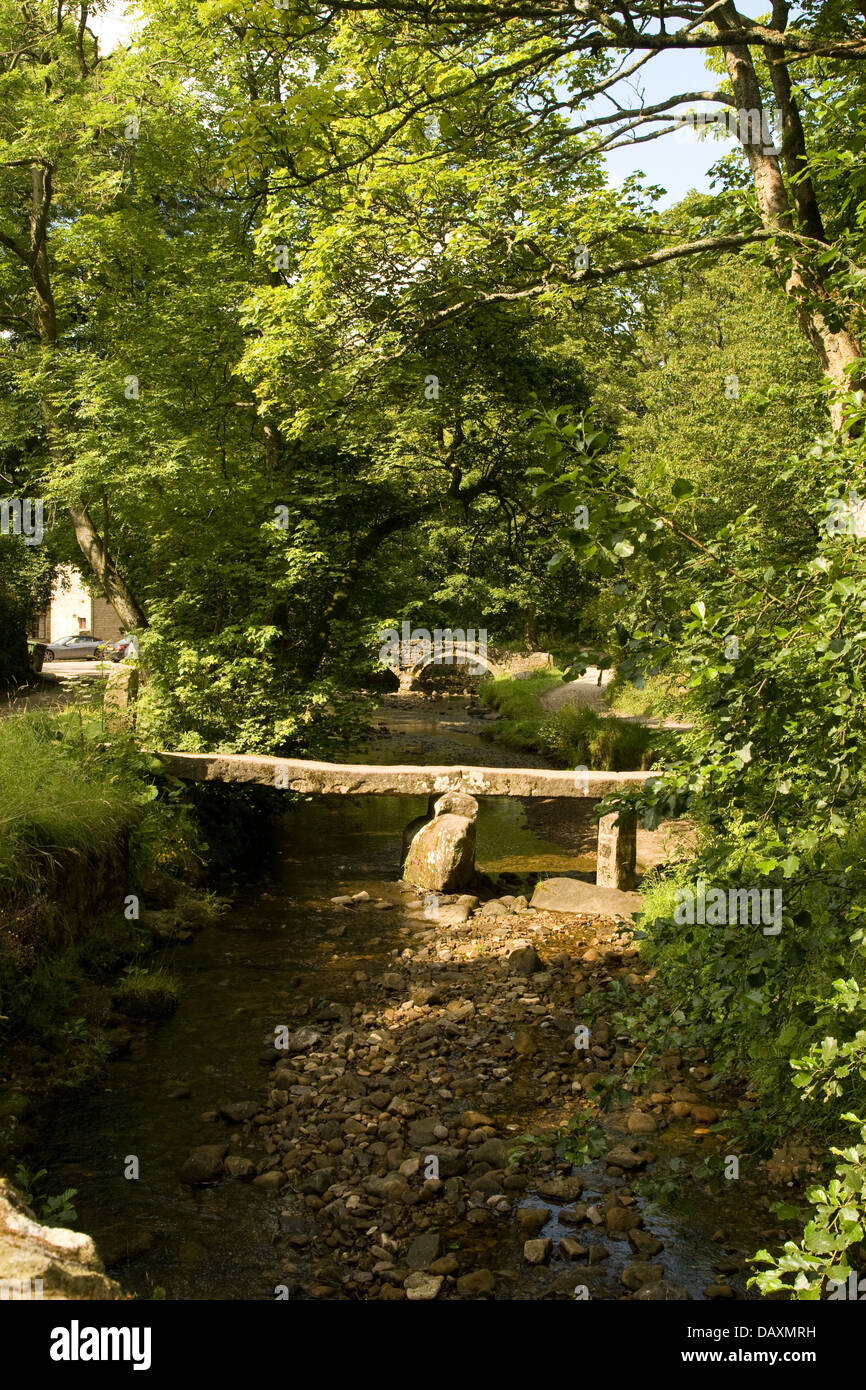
[672,478,695,500]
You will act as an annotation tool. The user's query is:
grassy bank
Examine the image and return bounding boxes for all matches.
[0,702,214,1161]
[479,672,655,770]
[0,707,137,903]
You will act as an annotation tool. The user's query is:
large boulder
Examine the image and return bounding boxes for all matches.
[433,792,478,819]
[403,813,476,892]
[401,813,431,867]
[0,1179,121,1299]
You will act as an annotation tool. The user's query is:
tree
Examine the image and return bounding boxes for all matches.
[268,0,866,422]
[0,0,150,626]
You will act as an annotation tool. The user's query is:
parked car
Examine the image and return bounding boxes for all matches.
[96,635,138,663]
[42,632,103,662]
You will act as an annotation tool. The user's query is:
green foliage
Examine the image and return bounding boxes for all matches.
[480,672,654,769]
[538,702,654,771]
[605,671,689,721]
[750,1113,866,1299]
[530,399,866,1288]
[13,1164,78,1227]
[0,706,136,898]
[112,965,179,1020]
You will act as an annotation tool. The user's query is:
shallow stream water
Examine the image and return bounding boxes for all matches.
[40,697,774,1300]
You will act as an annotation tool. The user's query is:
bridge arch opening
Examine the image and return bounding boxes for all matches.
[413,650,498,692]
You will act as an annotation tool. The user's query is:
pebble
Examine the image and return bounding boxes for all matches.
[167,890,747,1301]
[404,1272,443,1301]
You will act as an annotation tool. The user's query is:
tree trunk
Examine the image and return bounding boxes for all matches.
[716,4,862,427]
[28,164,147,630]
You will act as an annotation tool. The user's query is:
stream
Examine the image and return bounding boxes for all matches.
[40,695,778,1301]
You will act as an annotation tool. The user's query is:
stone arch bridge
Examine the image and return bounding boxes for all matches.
[387,647,554,692]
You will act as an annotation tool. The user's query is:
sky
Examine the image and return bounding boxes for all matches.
[91,1,770,207]
[599,0,771,205]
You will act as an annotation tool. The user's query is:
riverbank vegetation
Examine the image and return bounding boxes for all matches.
[1,0,865,1299]
[0,702,211,1161]
[479,674,655,770]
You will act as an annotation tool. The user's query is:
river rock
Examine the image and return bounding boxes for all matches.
[404,1272,443,1300]
[529,877,642,918]
[367,1173,412,1201]
[224,1156,257,1181]
[406,1231,441,1270]
[220,1101,259,1123]
[408,1117,441,1147]
[558,1205,588,1227]
[633,1279,690,1300]
[627,1111,658,1135]
[508,945,544,975]
[629,1229,663,1256]
[286,1028,321,1053]
[456,1268,495,1296]
[252,1170,285,1192]
[417,1146,465,1178]
[403,814,477,892]
[433,792,479,820]
[606,1206,642,1234]
[605,1143,654,1171]
[516,1206,551,1235]
[302,1168,334,1195]
[0,1180,121,1300]
[536,1176,583,1202]
[436,899,476,926]
[460,1110,494,1129]
[474,1137,509,1166]
[559,1237,587,1260]
[622,1261,663,1290]
[180,1145,228,1185]
[478,900,509,917]
[523,1237,553,1264]
[692,1105,720,1125]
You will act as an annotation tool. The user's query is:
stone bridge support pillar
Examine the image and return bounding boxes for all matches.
[596,809,637,891]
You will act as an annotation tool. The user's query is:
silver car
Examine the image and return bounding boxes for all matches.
[42,632,103,662]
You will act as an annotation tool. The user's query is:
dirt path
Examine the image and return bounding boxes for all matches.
[540,665,612,715]
[540,666,691,731]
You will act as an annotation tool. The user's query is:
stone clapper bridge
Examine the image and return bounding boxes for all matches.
[156,752,652,893]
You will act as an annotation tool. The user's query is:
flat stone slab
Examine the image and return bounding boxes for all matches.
[155,753,652,800]
[530,877,642,918]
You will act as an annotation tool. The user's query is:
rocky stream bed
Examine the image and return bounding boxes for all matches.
[22,696,805,1301]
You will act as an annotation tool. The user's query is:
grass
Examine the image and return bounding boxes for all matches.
[112,965,179,1020]
[538,701,655,771]
[0,706,135,899]
[605,670,689,721]
[479,672,655,770]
